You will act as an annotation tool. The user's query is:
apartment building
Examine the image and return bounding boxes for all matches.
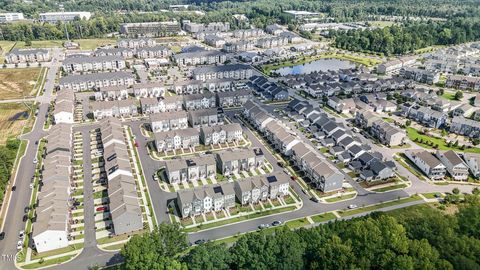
[0,12,24,22]
[183,21,230,33]
[164,154,216,184]
[62,55,126,73]
[150,111,188,132]
[400,67,440,85]
[154,128,200,152]
[405,150,446,180]
[200,123,243,145]
[446,75,480,91]
[95,48,135,59]
[6,48,51,64]
[173,50,227,66]
[119,22,181,37]
[39,12,91,22]
[117,38,156,49]
[192,64,253,81]
[59,71,135,92]
[135,45,172,59]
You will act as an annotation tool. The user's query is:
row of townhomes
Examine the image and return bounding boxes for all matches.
[96,39,171,59]
[405,149,477,181]
[287,99,396,184]
[62,55,127,73]
[154,123,243,152]
[176,172,289,218]
[5,48,51,63]
[99,117,143,235]
[355,110,406,146]
[53,89,75,124]
[149,107,224,132]
[164,147,263,184]
[59,71,135,92]
[244,99,346,192]
[32,124,72,253]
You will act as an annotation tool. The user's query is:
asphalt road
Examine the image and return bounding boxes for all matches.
[0,49,62,270]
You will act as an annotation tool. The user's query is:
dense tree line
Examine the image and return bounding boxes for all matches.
[0,139,21,204]
[331,19,480,55]
[2,0,480,42]
[120,193,480,270]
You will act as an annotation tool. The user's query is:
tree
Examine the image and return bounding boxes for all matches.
[452,188,460,195]
[457,199,480,238]
[405,120,411,127]
[183,242,231,270]
[455,91,463,100]
[437,89,444,96]
[121,224,188,270]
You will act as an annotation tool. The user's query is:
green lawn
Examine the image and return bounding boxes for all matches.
[310,212,337,223]
[285,217,311,229]
[325,193,356,202]
[422,192,444,199]
[14,40,64,49]
[76,38,116,50]
[338,195,422,217]
[406,127,480,153]
[441,92,456,101]
[371,183,407,192]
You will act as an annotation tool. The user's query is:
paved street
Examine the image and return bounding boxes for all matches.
[0,49,62,270]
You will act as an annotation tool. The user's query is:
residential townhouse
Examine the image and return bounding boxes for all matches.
[135,45,172,59]
[62,55,126,73]
[183,22,230,33]
[133,82,166,98]
[435,150,469,181]
[203,78,238,92]
[164,154,216,184]
[95,48,135,59]
[200,123,243,145]
[154,128,200,152]
[216,148,264,176]
[450,116,480,138]
[5,48,51,63]
[359,160,395,182]
[405,150,446,180]
[370,119,406,146]
[234,172,289,205]
[256,36,288,49]
[462,153,480,178]
[150,111,188,132]
[376,56,416,74]
[33,124,72,253]
[183,92,216,110]
[452,104,477,118]
[174,50,227,66]
[222,41,255,53]
[204,35,226,48]
[59,71,135,92]
[400,67,440,85]
[355,110,381,129]
[188,108,223,128]
[90,99,138,120]
[403,105,447,128]
[95,85,130,101]
[177,182,235,218]
[232,28,265,39]
[192,64,253,81]
[446,75,480,91]
[171,80,203,95]
[99,118,143,235]
[216,89,252,107]
[53,90,75,124]
[117,38,156,49]
[140,96,183,115]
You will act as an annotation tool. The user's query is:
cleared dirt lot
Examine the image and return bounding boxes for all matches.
[0,68,44,100]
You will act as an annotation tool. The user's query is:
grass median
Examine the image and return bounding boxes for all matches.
[338,195,423,217]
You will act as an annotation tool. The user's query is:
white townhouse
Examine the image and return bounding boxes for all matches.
[405,150,446,180]
[59,71,135,92]
[62,55,126,73]
[6,48,51,64]
[435,150,469,181]
[133,82,166,98]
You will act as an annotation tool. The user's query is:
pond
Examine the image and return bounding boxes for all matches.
[272,58,356,76]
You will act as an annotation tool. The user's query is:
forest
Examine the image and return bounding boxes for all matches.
[1,0,480,43]
[118,192,480,270]
[0,139,21,204]
[330,19,480,55]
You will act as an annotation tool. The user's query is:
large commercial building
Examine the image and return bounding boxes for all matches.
[39,12,92,23]
[0,12,24,22]
[120,21,181,37]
